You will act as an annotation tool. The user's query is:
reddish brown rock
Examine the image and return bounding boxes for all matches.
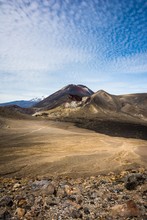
[15,207,26,218]
[17,198,27,207]
[126,200,141,216]
[111,200,142,217]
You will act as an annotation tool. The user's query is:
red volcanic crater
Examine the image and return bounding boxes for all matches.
[35,84,94,110]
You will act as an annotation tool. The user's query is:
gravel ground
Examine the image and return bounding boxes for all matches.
[0,167,146,220]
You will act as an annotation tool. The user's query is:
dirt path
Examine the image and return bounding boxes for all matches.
[0,118,146,178]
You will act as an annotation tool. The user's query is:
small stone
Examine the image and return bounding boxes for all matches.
[7,200,13,207]
[17,198,27,208]
[76,195,83,204]
[111,204,126,217]
[0,196,13,207]
[84,207,90,214]
[24,210,32,219]
[124,173,146,190]
[85,217,90,220]
[56,187,65,198]
[45,197,58,206]
[90,201,94,204]
[71,209,83,219]
[67,200,82,210]
[90,192,97,199]
[0,207,6,216]
[64,185,81,196]
[64,185,72,195]
[120,171,128,177]
[13,183,21,189]
[26,194,35,206]
[34,196,43,205]
[16,207,26,218]
[126,200,141,216]
[0,210,11,219]
[111,200,141,217]
[68,195,77,201]
[46,184,55,195]
[32,180,49,190]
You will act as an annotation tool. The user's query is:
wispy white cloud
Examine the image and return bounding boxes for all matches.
[0,0,147,102]
[0,0,95,74]
[105,53,147,74]
[0,46,92,72]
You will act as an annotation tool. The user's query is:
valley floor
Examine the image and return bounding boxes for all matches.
[0,118,146,178]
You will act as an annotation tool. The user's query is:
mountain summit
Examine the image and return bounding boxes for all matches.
[35,84,94,110]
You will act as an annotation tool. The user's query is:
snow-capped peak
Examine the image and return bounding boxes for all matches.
[30,97,45,102]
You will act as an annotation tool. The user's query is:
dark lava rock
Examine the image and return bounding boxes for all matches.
[68,195,77,201]
[71,209,83,219]
[0,196,13,207]
[45,197,58,206]
[0,210,11,220]
[125,173,146,190]
[84,207,90,214]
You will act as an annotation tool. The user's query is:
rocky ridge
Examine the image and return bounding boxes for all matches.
[0,168,146,219]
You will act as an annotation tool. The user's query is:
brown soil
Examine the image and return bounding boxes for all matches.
[0,118,146,178]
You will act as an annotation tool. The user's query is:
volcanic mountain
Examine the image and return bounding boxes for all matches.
[33,87,147,139]
[0,84,147,139]
[34,87,147,120]
[35,84,94,110]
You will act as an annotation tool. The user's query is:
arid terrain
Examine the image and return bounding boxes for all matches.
[0,116,147,219]
[0,85,147,219]
[0,116,146,178]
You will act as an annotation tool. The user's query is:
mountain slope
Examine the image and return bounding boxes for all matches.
[0,98,41,108]
[83,91,147,118]
[35,84,94,110]
[33,89,147,140]
[89,90,122,112]
[118,93,147,118]
[34,88,147,122]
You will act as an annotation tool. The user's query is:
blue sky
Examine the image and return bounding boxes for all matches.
[0,0,147,102]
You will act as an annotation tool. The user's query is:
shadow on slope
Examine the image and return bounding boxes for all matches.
[61,117,147,140]
[77,119,147,140]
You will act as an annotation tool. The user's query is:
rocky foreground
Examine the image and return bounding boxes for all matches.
[0,168,146,220]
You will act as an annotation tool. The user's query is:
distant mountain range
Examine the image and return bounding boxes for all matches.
[0,97,43,108]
